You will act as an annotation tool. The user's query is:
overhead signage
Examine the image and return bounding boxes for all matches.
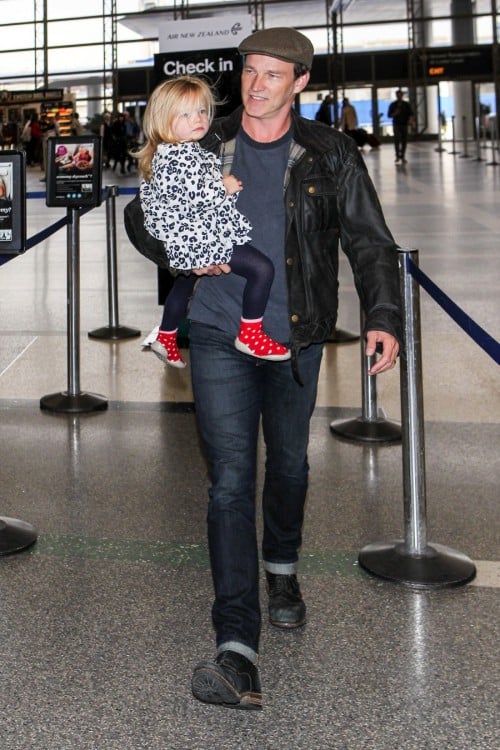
[159,15,252,52]
[154,47,243,116]
[0,89,64,105]
[425,46,492,78]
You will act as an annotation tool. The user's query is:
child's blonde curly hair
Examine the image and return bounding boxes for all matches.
[134,75,217,181]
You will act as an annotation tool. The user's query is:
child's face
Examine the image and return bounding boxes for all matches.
[171,97,210,142]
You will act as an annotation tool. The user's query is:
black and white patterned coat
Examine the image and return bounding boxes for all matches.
[140,141,252,270]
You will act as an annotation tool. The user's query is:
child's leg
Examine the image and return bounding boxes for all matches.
[229,244,274,320]
[230,244,290,362]
[152,274,197,368]
[160,273,197,331]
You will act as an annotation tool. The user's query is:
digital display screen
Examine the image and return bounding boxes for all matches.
[46,135,102,208]
[0,150,26,254]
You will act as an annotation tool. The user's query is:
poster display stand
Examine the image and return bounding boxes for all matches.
[41,136,108,413]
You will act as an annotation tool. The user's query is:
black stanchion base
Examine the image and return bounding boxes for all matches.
[330,416,402,443]
[88,325,141,340]
[0,516,37,556]
[326,328,360,344]
[358,540,476,588]
[40,391,108,414]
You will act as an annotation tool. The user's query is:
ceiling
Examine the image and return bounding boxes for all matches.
[120,1,463,40]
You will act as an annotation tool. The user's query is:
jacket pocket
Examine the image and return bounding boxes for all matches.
[301,176,338,233]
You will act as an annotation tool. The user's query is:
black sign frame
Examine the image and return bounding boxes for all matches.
[46,135,102,208]
[0,149,26,255]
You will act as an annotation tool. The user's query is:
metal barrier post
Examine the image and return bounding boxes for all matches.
[40,208,108,413]
[459,116,470,158]
[330,307,402,443]
[474,117,484,161]
[448,115,459,155]
[486,117,499,166]
[358,249,476,587]
[88,185,141,340]
[435,85,446,153]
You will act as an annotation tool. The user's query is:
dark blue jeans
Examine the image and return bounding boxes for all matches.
[189,323,323,662]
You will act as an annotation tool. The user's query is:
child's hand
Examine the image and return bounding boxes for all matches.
[192,263,231,276]
[223,174,243,195]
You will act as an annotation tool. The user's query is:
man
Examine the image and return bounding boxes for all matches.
[315,93,333,125]
[388,89,414,163]
[340,96,358,133]
[189,27,402,710]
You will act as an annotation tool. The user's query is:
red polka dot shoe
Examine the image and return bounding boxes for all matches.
[151,329,186,368]
[235,319,291,362]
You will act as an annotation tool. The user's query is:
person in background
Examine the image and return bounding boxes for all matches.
[71,112,85,136]
[339,96,358,139]
[314,93,333,125]
[186,27,402,710]
[388,89,414,163]
[100,112,112,168]
[27,113,42,168]
[110,112,128,174]
[123,110,141,172]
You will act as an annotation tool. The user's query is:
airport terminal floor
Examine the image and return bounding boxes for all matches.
[0,139,498,749]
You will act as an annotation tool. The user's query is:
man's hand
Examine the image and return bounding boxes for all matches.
[192,263,231,277]
[365,330,399,375]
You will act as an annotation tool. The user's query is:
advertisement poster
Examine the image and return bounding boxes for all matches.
[46,135,102,208]
[52,141,95,201]
[0,161,13,243]
[0,150,24,254]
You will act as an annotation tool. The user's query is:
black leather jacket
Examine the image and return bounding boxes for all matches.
[201,107,403,358]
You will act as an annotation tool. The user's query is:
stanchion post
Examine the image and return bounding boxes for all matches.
[40,208,108,413]
[459,116,470,158]
[358,248,476,587]
[474,116,484,161]
[486,116,499,166]
[448,114,459,154]
[435,84,446,153]
[88,185,141,340]
[330,307,401,443]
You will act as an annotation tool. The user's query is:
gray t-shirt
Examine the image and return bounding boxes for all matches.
[188,127,292,343]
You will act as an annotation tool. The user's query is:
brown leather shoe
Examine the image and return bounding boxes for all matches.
[191,650,262,710]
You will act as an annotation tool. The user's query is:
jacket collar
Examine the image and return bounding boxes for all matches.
[202,106,343,157]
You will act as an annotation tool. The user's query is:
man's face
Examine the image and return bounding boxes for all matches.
[241,54,309,122]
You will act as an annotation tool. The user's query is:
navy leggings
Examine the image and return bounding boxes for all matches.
[160,244,274,331]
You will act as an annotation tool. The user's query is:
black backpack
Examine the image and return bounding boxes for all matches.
[123,191,170,269]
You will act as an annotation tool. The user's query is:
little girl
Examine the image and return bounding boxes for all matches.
[136,75,290,368]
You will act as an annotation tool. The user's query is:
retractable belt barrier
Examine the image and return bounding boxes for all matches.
[357,247,499,589]
[1,191,498,570]
[438,112,499,167]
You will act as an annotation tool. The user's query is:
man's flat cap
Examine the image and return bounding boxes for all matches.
[238,27,314,70]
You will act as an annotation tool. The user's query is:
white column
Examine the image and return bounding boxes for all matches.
[451,0,476,139]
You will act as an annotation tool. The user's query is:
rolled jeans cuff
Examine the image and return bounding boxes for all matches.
[217,641,259,666]
[263,561,297,575]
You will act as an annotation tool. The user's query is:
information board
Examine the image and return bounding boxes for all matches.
[0,150,26,255]
[46,135,102,208]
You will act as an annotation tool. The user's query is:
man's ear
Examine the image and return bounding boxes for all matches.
[294,71,310,95]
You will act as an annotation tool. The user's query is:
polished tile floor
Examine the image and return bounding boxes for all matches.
[0,140,498,749]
